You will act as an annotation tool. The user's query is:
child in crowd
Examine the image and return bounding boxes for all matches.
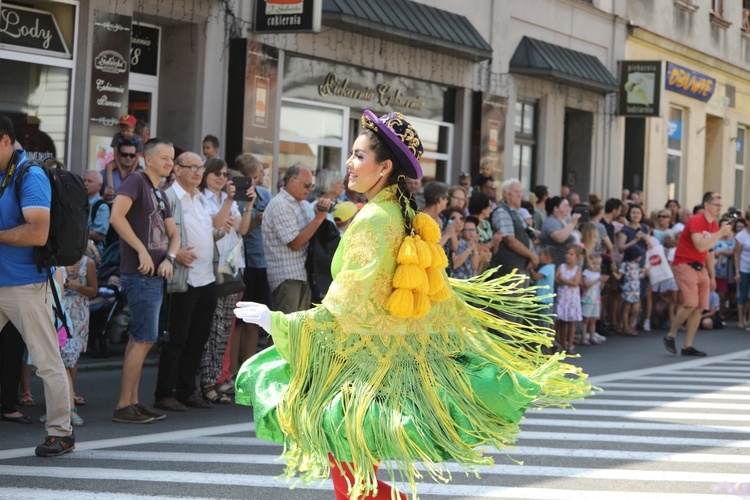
[581,252,609,345]
[701,291,723,330]
[451,215,482,279]
[555,244,583,353]
[529,247,557,328]
[612,245,648,336]
[203,134,220,160]
[110,114,142,154]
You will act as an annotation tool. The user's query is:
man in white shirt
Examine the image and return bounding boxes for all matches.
[155,152,231,412]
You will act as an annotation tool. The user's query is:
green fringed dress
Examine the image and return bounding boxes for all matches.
[236,185,591,498]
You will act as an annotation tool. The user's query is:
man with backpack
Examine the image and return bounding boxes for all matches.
[0,114,74,456]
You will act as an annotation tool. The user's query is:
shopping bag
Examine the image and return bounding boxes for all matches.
[647,244,673,285]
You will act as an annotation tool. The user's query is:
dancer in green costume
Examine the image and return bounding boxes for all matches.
[235,110,592,500]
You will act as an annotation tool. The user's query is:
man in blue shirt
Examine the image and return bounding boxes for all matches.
[0,114,74,456]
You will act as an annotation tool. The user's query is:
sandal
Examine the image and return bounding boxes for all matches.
[70,407,84,427]
[74,394,86,406]
[18,391,35,407]
[216,379,235,396]
[202,384,231,404]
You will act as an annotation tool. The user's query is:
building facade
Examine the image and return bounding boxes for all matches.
[0,0,230,175]
[623,0,750,211]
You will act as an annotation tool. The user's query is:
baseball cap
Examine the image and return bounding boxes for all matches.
[333,201,358,224]
[119,115,137,127]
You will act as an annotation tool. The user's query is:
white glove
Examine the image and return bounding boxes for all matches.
[234,301,271,332]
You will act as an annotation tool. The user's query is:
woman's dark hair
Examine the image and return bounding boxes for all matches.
[468,192,491,216]
[545,196,564,216]
[665,199,680,209]
[521,200,535,215]
[361,129,418,234]
[199,157,228,191]
[464,215,480,227]
[423,181,448,206]
[441,207,465,221]
[589,203,603,218]
[625,203,643,223]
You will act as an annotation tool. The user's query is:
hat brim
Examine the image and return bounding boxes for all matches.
[363,110,422,180]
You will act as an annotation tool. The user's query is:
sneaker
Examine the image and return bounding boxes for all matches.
[113,405,155,424]
[593,332,607,342]
[35,434,75,457]
[135,403,166,421]
[643,319,651,332]
[664,335,676,354]
[681,346,707,357]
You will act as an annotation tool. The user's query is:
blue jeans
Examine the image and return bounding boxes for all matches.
[121,273,163,343]
[738,272,750,306]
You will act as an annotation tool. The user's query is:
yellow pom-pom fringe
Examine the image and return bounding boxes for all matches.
[397,236,419,265]
[429,283,450,301]
[426,267,444,295]
[393,264,427,292]
[386,287,414,318]
[414,236,433,269]
[413,291,431,318]
[412,213,441,243]
[430,242,448,268]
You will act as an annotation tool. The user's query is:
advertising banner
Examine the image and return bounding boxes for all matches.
[89,10,131,128]
[617,61,661,117]
[665,62,716,102]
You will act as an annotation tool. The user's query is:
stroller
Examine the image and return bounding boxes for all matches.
[88,244,128,358]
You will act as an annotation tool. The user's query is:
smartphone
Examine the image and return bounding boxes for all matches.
[572,203,590,223]
[233,176,254,201]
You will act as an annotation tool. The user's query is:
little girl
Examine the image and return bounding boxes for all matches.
[581,253,609,345]
[612,245,648,336]
[555,244,583,353]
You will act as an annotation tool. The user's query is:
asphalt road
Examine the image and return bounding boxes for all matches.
[1,323,749,499]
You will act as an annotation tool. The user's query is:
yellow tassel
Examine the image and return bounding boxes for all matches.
[396,236,419,265]
[426,267,444,294]
[412,213,441,243]
[393,264,424,290]
[415,267,430,294]
[414,236,432,269]
[430,242,448,268]
[387,288,414,318]
[429,283,450,301]
[412,291,431,318]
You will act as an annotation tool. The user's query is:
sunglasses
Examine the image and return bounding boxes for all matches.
[302,181,314,189]
[154,190,166,211]
[213,171,228,178]
[120,152,137,158]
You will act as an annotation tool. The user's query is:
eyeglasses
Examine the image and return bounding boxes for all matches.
[709,202,722,208]
[120,152,137,158]
[177,164,205,174]
[657,214,671,218]
[451,196,466,201]
[463,228,476,232]
[214,171,228,178]
[154,190,166,212]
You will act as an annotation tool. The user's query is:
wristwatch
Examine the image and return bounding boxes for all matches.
[166,253,177,264]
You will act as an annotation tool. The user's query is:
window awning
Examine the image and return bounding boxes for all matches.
[509,36,618,94]
[322,0,492,62]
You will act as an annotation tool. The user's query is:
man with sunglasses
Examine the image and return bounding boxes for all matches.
[101,141,141,201]
[262,164,332,316]
[0,114,74,456]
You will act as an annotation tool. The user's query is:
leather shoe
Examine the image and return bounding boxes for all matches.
[179,393,213,409]
[154,397,187,412]
[663,335,676,354]
[1,413,33,424]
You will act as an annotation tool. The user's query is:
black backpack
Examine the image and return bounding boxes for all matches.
[15,160,89,268]
[91,198,119,248]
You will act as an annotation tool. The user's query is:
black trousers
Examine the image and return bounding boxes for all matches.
[155,283,217,401]
[1,322,26,414]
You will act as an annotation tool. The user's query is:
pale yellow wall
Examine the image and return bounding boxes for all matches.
[626,33,750,212]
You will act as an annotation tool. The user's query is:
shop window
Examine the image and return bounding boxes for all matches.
[0,60,71,162]
[736,127,746,208]
[667,107,685,201]
[514,101,537,193]
[278,99,349,187]
[408,118,452,181]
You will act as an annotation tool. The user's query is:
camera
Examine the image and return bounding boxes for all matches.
[726,207,742,220]
[316,201,336,213]
[525,226,536,240]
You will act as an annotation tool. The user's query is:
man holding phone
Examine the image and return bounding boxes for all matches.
[262,164,332,315]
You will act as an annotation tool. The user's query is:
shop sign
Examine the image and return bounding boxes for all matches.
[89,11,131,128]
[131,24,159,76]
[665,62,715,102]
[254,0,321,33]
[284,56,446,121]
[0,4,69,57]
[668,119,682,140]
[617,61,661,117]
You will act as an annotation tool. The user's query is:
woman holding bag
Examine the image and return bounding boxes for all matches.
[198,158,254,403]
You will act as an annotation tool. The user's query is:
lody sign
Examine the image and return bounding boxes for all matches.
[0,3,69,57]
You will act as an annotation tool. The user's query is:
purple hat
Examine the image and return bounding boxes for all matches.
[361,110,424,180]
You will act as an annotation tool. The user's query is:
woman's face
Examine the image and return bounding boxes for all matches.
[207,168,228,192]
[449,190,466,209]
[656,211,671,229]
[629,207,643,223]
[437,192,449,212]
[737,221,748,233]
[480,205,491,219]
[346,135,387,196]
[448,212,465,232]
[556,199,570,218]
[667,201,679,214]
